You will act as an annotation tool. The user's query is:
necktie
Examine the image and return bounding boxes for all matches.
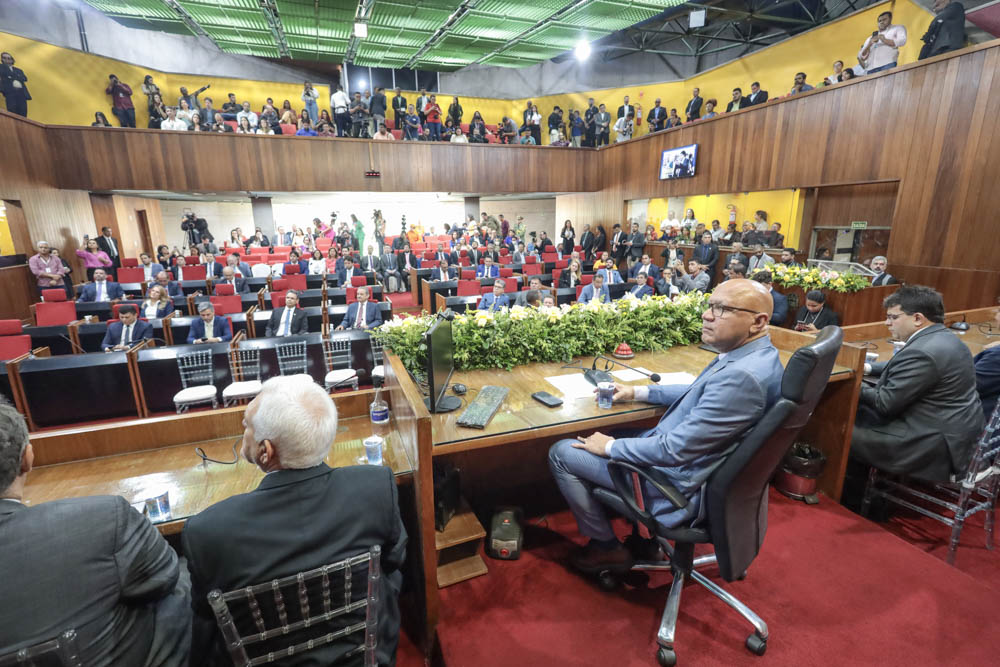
[96,282,105,301]
[282,308,292,336]
[354,303,365,328]
[122,324,131,345]
[107,238,117,257]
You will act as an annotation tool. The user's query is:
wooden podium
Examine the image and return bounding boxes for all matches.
[774,284,899,328]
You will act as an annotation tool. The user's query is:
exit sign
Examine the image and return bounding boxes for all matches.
[851,220,868,229]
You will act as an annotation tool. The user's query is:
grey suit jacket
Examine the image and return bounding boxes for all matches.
[0,496,190,666]
[610,335,783,526]
[854,323,984,480]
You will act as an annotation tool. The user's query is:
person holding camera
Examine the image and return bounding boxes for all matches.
[859,11,907,74]
[105,74,135,128]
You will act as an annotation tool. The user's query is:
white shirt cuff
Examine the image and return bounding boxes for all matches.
[605,440,615,457]
[864,363,872,375]
[633,385,650,402]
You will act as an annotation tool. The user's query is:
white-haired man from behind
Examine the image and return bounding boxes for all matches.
[182,375,406,666]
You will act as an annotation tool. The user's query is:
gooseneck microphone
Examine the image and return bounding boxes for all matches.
[595,355,661,383]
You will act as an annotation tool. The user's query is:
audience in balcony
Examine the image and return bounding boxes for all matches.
[860,11,907,73]
[189,112,208,132]
[296,118,318,136]
[451,126,468,143]
[373,123,395,141]
[726,87,746,112]
[423,94,442,140]
[92,111,113,127]
[702,99,718,119]
[647,98,667,132]
[747,81,767,105]
[105,74,135,128]
[159,106,186,131]
[175,98,195,128]
[921,0,966,60]
[349,92,369,138]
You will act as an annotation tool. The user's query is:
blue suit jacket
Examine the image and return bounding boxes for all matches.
[609,335,783,527]
[975,346,1000,420]
[769,288,788,326]
[476,264,500,279]
[78,281,125,302]
[628,262,661,281]
[339,301,383,330]
[187,316,233,344]
[203,261,224,278]
[578,284,610,304]
[478,293,510,311]
[283,260,309,276]
[629,284,653,298]
[100,319,153,350]
[233,262,252,278]
[160,281,184,298]
[429,267,457,281]
[598,268,624,285]
[337,268,362,286]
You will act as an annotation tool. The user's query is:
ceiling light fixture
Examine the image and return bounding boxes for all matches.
[574,40,591,61]
[354,22,368,39]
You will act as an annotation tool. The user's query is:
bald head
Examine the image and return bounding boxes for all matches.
[701,279,773,352]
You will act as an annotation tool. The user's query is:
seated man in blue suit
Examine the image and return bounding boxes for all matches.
[478,279,510,312]
[549,279,782,571]
[598,265,624,286]
[226,253,252,279]
[336,285,383,331]
[578,272,610,305]
[476,256,500,279]
[187,301,233,344]
[629,271,653,298]
[202,253,224,278]
[77,268,125,302]
[101,305,153,352]
[429,259,457,282]
[754,271,787,326]
[153,271,184,298]
[337,259,361,287]
[138,252,165,282]
[284,250,309,276]
[627,254,661,282]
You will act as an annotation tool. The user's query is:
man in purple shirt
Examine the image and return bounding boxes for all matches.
[28,241,69,295]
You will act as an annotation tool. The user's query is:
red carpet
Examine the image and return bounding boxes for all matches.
[426,489,1000,666]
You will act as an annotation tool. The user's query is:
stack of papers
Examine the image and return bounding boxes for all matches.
[611,368,697,386]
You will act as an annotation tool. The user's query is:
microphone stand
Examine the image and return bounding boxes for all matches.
[594,355,661,383]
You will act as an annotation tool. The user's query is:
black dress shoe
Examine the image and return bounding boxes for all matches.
[570,541,633,573]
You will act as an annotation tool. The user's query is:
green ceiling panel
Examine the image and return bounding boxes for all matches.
[83,0,681,71]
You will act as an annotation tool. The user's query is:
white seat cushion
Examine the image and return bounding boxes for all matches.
[223,380,262,399]
[173,385,217,403]
[325,369,358,385]
[371,364,385,378]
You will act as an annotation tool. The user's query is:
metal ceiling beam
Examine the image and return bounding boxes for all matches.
[684,2,815,26]
[345,0,376,63]
[472,0,592,65]
[160,0,224,50]
[258,0,291,58]
[404,1,483,69]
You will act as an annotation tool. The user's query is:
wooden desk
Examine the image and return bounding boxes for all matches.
[22,417,413,536]
[840,306,998,359]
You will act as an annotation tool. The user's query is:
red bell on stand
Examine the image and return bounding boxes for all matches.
[612,342,635,359]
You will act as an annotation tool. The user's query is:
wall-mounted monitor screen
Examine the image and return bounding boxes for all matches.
[659,144,698,180]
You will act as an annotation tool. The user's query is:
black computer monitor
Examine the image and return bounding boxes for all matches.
[424,314,462,413]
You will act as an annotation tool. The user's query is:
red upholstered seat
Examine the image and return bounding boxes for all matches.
[225,120,238,131]
[351,275,367,287]
[480,285,493,295]
[271,279,289,292]
[283,274,307,291]
[521,263,541,276]
[581,274,594,285]
[273,246,291,254]
[459,249,468,257]
[552,269,562,283]
[214,283,235,296]
[34,301,77,326]
[0,320,23,335]
[391,129,402,140]
[121,257,139,268]
[524,255,537,264]
[270,290,288,309]
[422,259,439,268]
[423,251,436,260]
[283,263,301,274]
[345,287,358,304]
[41,289,67,302]
[210,295,242,315]
[461,270,476,280]
[499,268,513,278]
[498,256,512,265]
[576,284,585,301]
[117,267,145,283]
[280,123,297,135]
[457,280,480,296]
[0,335,31,361]
[555,259,569,269]
[458,257,470,266]
[499,248,509,256]
[574,245,583,252]
[183,264,208,280]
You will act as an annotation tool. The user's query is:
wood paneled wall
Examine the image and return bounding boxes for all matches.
[809,182,899,229]
[3,42,1000,311]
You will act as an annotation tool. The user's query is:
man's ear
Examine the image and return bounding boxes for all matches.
[21,443,34,477]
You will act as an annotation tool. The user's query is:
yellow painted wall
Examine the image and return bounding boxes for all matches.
[1,0,931,132]
[0,201,13,255]
[648,189,805,248]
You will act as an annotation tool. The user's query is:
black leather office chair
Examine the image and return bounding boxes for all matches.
[593,326,843,665]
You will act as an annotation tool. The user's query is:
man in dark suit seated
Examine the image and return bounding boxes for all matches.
[725,87,747,112]
[218,266,249,293]
[226,253,252,279]
[627,254,661,282]
[870,256,898,286]
[433,243,456,266]
[430,259,457,282]
[549,280,782,571]
[265,290,309,337]
[77,268,125,302]
[476,256,500,279]
[974,308,1000,420]
[101,305,152,352]
[0,399,191,665]
[182,376,406,666]
[578,272,610,305]
[187,301,233,344]
[515,277,552,307]
[380,246,404,293]
[154,270,184,298]
[360,245,382,279]
[793,290,839,332]
[336,286,383,330]
[629,272,653,298]
[337,259,361,286]
[478,280,510,312]
[753,271,787,325]
[745,81,768,106]
[170,256,192,281]
[202,252,224,278]
[779,248,804,268]
[853,286,984,481]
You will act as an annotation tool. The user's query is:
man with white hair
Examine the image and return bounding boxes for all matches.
[182,375,406,665]
[0,398,191,664]
[870,256,898,286]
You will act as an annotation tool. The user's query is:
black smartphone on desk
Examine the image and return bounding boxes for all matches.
[531,391,563,407]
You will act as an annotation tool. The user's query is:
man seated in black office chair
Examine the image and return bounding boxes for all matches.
[548,280,783,571]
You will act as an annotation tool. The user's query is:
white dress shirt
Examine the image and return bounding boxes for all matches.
[143,264,155,281]
[859,25,907,70]
[331,90,350,112]
[279,307,294,336]
[160,118,188,131]
[94,281,108,302]
[143,302,159,319]
[120,323,133,346]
